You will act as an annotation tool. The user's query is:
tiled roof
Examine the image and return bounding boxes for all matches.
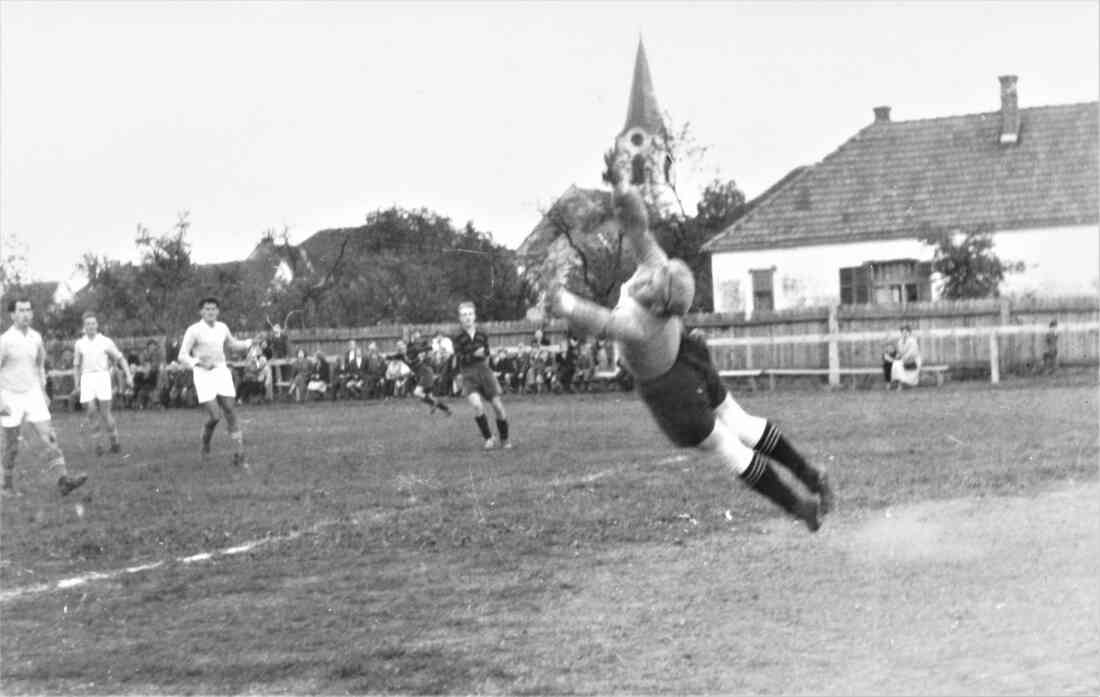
[703,101,1099,253]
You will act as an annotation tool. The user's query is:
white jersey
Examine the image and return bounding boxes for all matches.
[178,320,247,369]
[0,325,45,393]
[74,333,122,374]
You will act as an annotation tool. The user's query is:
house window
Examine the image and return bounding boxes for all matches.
[839,259,931,306]
[839,266,872,305]
[751,268,775,312]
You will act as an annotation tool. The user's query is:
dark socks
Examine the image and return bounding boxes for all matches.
[740,453,802,514]
[475,415,492,439]
[755,422,825,492]
[496,419,509,443]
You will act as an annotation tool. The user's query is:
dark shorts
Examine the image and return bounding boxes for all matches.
[636,334,726,447]
[461,361,502,399]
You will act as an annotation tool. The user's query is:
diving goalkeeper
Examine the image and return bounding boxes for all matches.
[547,185,834,531]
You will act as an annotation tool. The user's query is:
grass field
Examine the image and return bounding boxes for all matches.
[1,377,1098,695]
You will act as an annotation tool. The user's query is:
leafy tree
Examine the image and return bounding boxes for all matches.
[266,207,524,327]
[534,116,747,313]
[921,228,1025,299]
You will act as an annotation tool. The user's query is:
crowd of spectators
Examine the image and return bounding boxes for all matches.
[43,327,633,411]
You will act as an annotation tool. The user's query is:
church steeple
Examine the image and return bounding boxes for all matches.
[611,38,672,190]
[621,39,664,137]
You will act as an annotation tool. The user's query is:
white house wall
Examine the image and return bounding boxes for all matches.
[992,225,1099,297]
[711,238,932,314]
[709,224,1099,314]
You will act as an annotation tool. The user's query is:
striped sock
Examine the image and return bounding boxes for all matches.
[754,422,824,492]
[739,453,800,514]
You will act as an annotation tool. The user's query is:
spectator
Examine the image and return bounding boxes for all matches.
[238,345,269,404]
[889,325,921,390]
[558,333,580,392]
[574,338,595,392]
[134,339,164,409]
[531,327,551,348]
[306,351,332,401]
[1042,319,1059,375]
[363,342,387,399]
[269,323,290,359]
[288,348,310,403]
[337,340,367,399]
[384,350,411,398]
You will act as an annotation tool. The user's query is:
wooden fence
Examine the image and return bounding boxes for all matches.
[56,295,1099,380]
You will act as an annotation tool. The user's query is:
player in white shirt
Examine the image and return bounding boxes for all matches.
[177,297,255,466]
[0,298,88,497]
[73,311,133,456]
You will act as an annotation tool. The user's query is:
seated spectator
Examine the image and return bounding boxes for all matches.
[132,339,163,409]
[238,346,270,404]
[165,362,197,408]
[612,359,635,392]
[889,325,921,390]
[363,342,387,399]
[307,351,333,401]
[336,340,367,399]
[384,355,412,398]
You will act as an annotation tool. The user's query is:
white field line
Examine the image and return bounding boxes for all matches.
[0,519,344,604]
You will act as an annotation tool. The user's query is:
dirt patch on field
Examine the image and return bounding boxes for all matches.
[516,480,1100,695]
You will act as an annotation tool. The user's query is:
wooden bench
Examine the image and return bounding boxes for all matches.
[718,369,765,391]
[760,365,950,390]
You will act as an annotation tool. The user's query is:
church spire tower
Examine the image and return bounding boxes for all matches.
[611,38,672,191]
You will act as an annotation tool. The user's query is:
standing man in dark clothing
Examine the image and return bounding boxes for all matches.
[453,302,511,449]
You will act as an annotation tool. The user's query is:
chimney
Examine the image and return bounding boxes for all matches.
[999,74,1019,144]
[873,106,891,123]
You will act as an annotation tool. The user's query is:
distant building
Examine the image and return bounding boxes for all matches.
[702,76,1099,315]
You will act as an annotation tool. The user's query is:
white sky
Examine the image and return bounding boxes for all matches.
[2,0,1097,285]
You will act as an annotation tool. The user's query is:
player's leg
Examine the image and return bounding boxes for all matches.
[465,391,495,449]
[487,395,510,448]
[84,397,105,456]
[414,373,450,415]
[717,393,834,513]
[100,399,121,453]
[199,400,221,460]
[2,425,20,494]
[26,418,87,496]
[217,394,246,466]
[699,422,819,532]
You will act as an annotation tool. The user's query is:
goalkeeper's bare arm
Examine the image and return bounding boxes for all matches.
[549,186,832,533]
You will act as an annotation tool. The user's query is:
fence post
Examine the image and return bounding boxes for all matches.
[989,331,1000,384]
[827,305,840,387]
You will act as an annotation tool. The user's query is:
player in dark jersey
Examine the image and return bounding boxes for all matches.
[548,185,833,532]
[390,334,451,415]
[453,302,511,449]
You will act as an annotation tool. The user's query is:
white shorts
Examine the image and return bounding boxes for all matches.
[80,371,114,403]
[192,364,237,403]
[0,387,52,428]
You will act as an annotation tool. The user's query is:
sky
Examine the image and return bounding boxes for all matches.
[2,0,1097,287]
